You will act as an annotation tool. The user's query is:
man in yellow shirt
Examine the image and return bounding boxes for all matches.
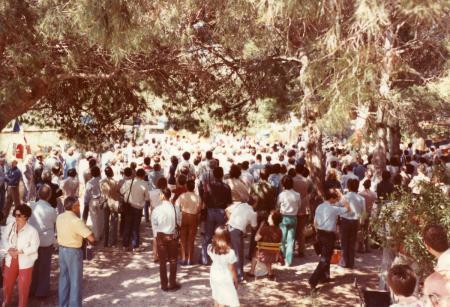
[56,196,95,307]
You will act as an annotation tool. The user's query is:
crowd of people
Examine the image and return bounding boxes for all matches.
[0,131,449,307]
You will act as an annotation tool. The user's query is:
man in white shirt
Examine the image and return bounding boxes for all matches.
[226,200,257,281]
[277,176,301,266]
[309,189,350,290]
[120,168,149,251]
[339,179,366,269]
[151,188,181,292]
[29,185,57,298]
[340,165,359,192]
[240,161,254,188]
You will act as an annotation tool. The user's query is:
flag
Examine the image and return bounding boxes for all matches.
[12,119,28,144]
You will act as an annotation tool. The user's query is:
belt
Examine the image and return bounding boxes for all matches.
[156,232,176,240]
[317,229,335,234]
[59,245,82,250]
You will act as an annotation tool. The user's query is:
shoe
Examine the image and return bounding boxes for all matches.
[186,260,193,266]
[168,283,181,292]
[308,281,317,293]
[267,274,275,281]
[318,277,332,284]
[178,260,186,266]
[161,286,169,292]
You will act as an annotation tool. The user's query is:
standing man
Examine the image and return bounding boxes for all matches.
[339,179,366,269]
[151,188,181,292]
[120,168,149,251]
[56,196,95,307]
[309,190,351,290]
[292,164,313,257]
[2,159,22,224]
[226,199,257,282]
[199,166,232,265]
[29,184,57,298]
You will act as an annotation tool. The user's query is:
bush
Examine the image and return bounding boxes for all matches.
[371,182,450,278]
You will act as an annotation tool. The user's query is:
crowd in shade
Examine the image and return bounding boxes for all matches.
[0,131,449,307]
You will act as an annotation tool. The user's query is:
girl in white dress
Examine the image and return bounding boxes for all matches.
[207,225,240,307]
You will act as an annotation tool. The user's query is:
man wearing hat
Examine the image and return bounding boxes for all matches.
[2,159,22,225]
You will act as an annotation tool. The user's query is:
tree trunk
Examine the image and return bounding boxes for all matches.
[305,125,325,197]
[389,122,401,158]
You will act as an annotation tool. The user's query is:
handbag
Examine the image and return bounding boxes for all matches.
[82,240,94,261]
[172,204,180,240]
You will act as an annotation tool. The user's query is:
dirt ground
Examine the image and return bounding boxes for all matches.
[2,220,382,307]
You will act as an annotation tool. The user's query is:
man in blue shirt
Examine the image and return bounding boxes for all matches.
[29,184,57,298]
[309,189,351,290]
[2,159,22,225]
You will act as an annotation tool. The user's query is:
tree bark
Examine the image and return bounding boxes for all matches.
[389,122,401,158]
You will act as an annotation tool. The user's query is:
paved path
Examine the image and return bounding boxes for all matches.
[3,222,382,306]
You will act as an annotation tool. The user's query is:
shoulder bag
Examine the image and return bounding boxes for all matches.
[122,178,135,213]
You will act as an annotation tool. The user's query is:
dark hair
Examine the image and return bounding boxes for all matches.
[266,155,272,162]
[271,211,282,227]
[67,168,77,178]
[186,179,195,192]
[260,168,269,181]
[161,188,171,200]
[123,167,133,177]
[210,225,231,255]
[104,166,114,178]
[213,167,224,180]
[130,162,137,170]
[347,178,359,192]
[171,156,178,165]
[15,204,32,219]
[363,179,371,189]
[281,175,293,190]
[205,151,213,160]
[301,167,310,178]
[272,163,281,174]
[90,166,101,178]
[423,224,449,252]
[287,168,296,177]
[382,170,391,181]
[156,177,168,189]
[153,163,161,172]
[136,168,146,178]
[241,161,249,170]
[295,163,304,174]
[330,160,338,169]
[88,158,97,168]
[387,265,417,297]
[41,169,52,182]
[324,189,339,201]
[256,154,262,160]
[229,164,241,179]
[177,174,187,186]
[144,157,151,166]
[182,151,191,161]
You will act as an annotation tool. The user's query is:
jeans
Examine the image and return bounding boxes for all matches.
[280,215,297,266]
[104,207,119,247]
[59,246,83,307]
[3,257,33,307]
[180,212,198,263]
[122,207,142,248]
[201,208,225,264]
[229,226,244,281]
[31,245,53,297]
[309,230,335,287]
[339,218,358,268]
[156,233,178,288]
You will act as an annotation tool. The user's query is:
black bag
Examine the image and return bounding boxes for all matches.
[172,204,180,240]
[82,240,94,261]
[122,178,134,213]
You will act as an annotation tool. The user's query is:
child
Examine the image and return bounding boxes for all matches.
[207,225,240,307]
[388,265,423,307]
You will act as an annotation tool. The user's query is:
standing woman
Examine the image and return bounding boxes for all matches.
[1,205,40,307]
[176,179,201,265]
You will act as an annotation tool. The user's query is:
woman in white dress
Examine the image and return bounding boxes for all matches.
[207,225,240,307]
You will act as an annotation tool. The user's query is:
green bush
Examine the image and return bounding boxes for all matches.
[371,182,450,278]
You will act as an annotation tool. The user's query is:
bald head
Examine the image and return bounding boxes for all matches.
[38,184,52,201]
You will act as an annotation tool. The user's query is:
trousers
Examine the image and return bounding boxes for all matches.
[104,207,119,247]
[309,230,335,287]
[339,218,358,268]
[156,233,178,288]
[280,215,297,266]
[122,207,142,248]
[30,245,53,297]
[180,212,198,262]
[3,257,33,307]
[201,208,225,265]
[296,214,309,255]
[229,226,244,281]
[59,246,83,307]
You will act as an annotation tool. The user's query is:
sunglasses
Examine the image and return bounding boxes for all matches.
[14,213,25,218]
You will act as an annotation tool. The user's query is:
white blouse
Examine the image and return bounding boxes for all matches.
[0,222,40,269]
